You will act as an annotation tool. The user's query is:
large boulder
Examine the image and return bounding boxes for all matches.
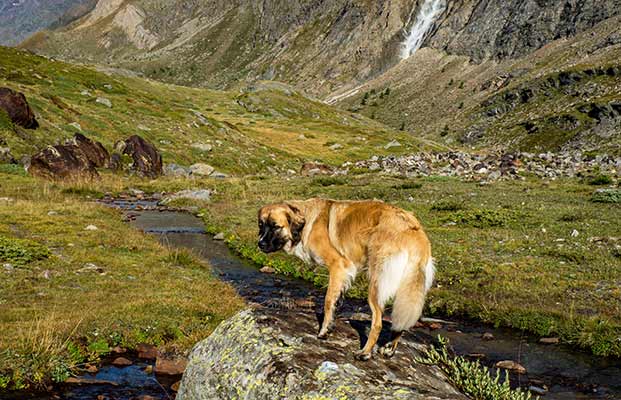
[116,135,162,178]
[28,144,98,180]
[177,307,464,400]
[0,87,39,129]
[69,133,110,168]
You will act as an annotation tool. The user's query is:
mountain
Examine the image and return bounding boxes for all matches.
[0,0,96,46]
[18,0,621,154]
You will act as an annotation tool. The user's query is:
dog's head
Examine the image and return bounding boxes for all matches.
[257,203,305,253]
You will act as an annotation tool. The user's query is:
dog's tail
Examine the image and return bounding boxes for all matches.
[390,251,434,332]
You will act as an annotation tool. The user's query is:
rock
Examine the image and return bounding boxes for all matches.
[210,171,228,179]
[69,133,110,168]
[164,163,190,178]
[495,360,527,374]
[571,229,580,238]
[259,266,275,274]
[155,356,187,375]
[0,87,39,129]
[0,146,15,163]
[300,162,333,176]
[96,97,112,108]
[77,263,105,274]
[84,225,99,231]
[65,377,118,386]
[329,143,343,150]
[384,140,401,149]
[213,232,225,241]
[111,346,127,354]
[177,308,465,400]
[162,189,212,203]
[539,337,559,345]
[482,332,494,341]
[112,357,133,367]
[189,163,215,177]
[86,364,98,374]
[69,122,82,131]
[80,90,91,97]
[28,144,99,180]
[116,135,162,178]
[191,143,213,152]
[529,386,548,395]
[137,343,158,360]
[109,153,123,172]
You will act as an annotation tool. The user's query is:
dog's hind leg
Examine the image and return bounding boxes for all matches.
[379,330,403,358]
[355,283,382,361]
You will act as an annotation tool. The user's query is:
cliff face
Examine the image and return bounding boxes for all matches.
[429,0,621,61]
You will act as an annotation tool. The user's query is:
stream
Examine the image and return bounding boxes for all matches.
[10,199,621,399]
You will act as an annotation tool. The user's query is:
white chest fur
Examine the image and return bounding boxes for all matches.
[288,242,322,266]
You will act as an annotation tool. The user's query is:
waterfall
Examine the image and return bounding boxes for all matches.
[401,0,446,59]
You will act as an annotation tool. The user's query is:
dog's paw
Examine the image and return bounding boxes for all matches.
[379,344,396,358]
[317,331,329,340]
[355,351,372,361]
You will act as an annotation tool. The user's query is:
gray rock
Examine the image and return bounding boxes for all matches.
[329,143,343,150]
[68,122,82,131]
[191,143,213,152]
[210,171,229,179]
[177,308,465,400]
[189,163,215,177]
[164,163,191,178]
[162,189,212,203]
[96,97,112,108]
[384,140,401,149]
[213,232,225,241]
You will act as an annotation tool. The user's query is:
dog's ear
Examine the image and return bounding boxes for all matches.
[286,203,305,244]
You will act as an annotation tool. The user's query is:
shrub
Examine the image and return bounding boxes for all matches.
[416,336,534,400]
[444,209,516,228]
[312,176,347,187]
[588,175,613,186]
[591,189,621,204]
[431,200,463,212]
[0,236,50,265]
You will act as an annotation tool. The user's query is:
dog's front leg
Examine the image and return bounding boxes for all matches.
[318,262,350,339]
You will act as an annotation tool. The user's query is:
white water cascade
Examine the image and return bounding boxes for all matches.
[401,0,446,59]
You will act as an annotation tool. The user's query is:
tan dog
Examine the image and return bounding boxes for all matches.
[258,198,434,360]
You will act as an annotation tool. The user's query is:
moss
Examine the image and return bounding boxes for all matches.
[0,236,50,265]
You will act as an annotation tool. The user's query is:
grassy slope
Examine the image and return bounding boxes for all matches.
[0,46,434,175]
[150,173,621,358]
[0,168,244,390]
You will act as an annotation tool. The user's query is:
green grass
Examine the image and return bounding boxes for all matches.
[416,336,534,400]
[153,173,621,357]
[0,46,436,176]
[0,171,243,390]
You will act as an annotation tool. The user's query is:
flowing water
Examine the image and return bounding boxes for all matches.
[9,200,621,399]
[401,0,446,58]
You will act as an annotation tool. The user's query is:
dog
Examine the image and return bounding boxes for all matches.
[258,198,434,360]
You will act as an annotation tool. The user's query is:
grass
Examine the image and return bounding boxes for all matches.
[0,45,436,176]
[149,173,621,358]
[0,169,244,390]
[416,336,534,400]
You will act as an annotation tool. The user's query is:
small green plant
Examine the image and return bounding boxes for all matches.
[448,78,454,86]
[384,87,391,96]
[441,124,450,137]
[416,336,534,400]
[591,189,621,204]
[393,182,423,190]
[588,175,613,186]
[444,209,516,228]
[312,176,347,187]
[0,236,50,265]
[0,164,26,176]
[459,81,465,89]
[458,101,464,109]
[431,200,463,212]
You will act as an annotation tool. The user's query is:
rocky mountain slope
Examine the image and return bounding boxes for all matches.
[0,0,96,46]
[18,0,621,154]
